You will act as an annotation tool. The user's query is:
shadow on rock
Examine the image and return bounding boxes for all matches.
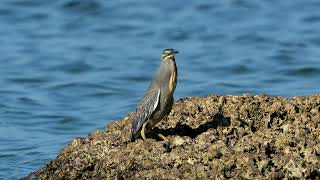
[151,113,231,139]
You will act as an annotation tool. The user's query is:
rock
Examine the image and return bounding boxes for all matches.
[29,95,320,179]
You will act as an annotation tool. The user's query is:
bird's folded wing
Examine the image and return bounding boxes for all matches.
[132,83,160,135]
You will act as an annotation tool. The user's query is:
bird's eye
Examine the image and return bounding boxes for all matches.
[163,51,168,56]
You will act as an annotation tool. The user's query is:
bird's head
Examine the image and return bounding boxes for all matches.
[162,48,179,60]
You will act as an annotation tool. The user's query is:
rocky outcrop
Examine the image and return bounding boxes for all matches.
[30,95,320,179]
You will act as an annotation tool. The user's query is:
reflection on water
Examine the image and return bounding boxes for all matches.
[1,0,320,178]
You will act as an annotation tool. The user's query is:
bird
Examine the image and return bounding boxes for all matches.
[131,48,179,141]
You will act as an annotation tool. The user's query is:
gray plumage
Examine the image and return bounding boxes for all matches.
[131,49,178,141]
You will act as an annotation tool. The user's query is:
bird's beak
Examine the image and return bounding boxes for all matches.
[166,50,179,59]
[170,51,179,57]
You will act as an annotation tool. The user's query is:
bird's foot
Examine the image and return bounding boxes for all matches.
[158,133,169,142]
[158,133,172,152]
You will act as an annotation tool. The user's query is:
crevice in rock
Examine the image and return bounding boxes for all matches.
[307,170,320,179]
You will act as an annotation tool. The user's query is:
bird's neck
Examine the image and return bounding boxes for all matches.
[160,58,177,95]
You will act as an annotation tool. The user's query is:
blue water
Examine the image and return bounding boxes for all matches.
[1,0,320,178]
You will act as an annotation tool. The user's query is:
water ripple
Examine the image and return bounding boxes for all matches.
[285,67,320,77]
[61,0,103,14]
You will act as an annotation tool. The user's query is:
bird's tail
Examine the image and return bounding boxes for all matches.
[130,117,139,142]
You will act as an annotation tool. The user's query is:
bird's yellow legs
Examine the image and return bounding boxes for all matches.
[158,134,169,142]
[141,121,168,142]
[141,122,148,141]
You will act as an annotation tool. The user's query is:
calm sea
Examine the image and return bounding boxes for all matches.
[1,0,320,179]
